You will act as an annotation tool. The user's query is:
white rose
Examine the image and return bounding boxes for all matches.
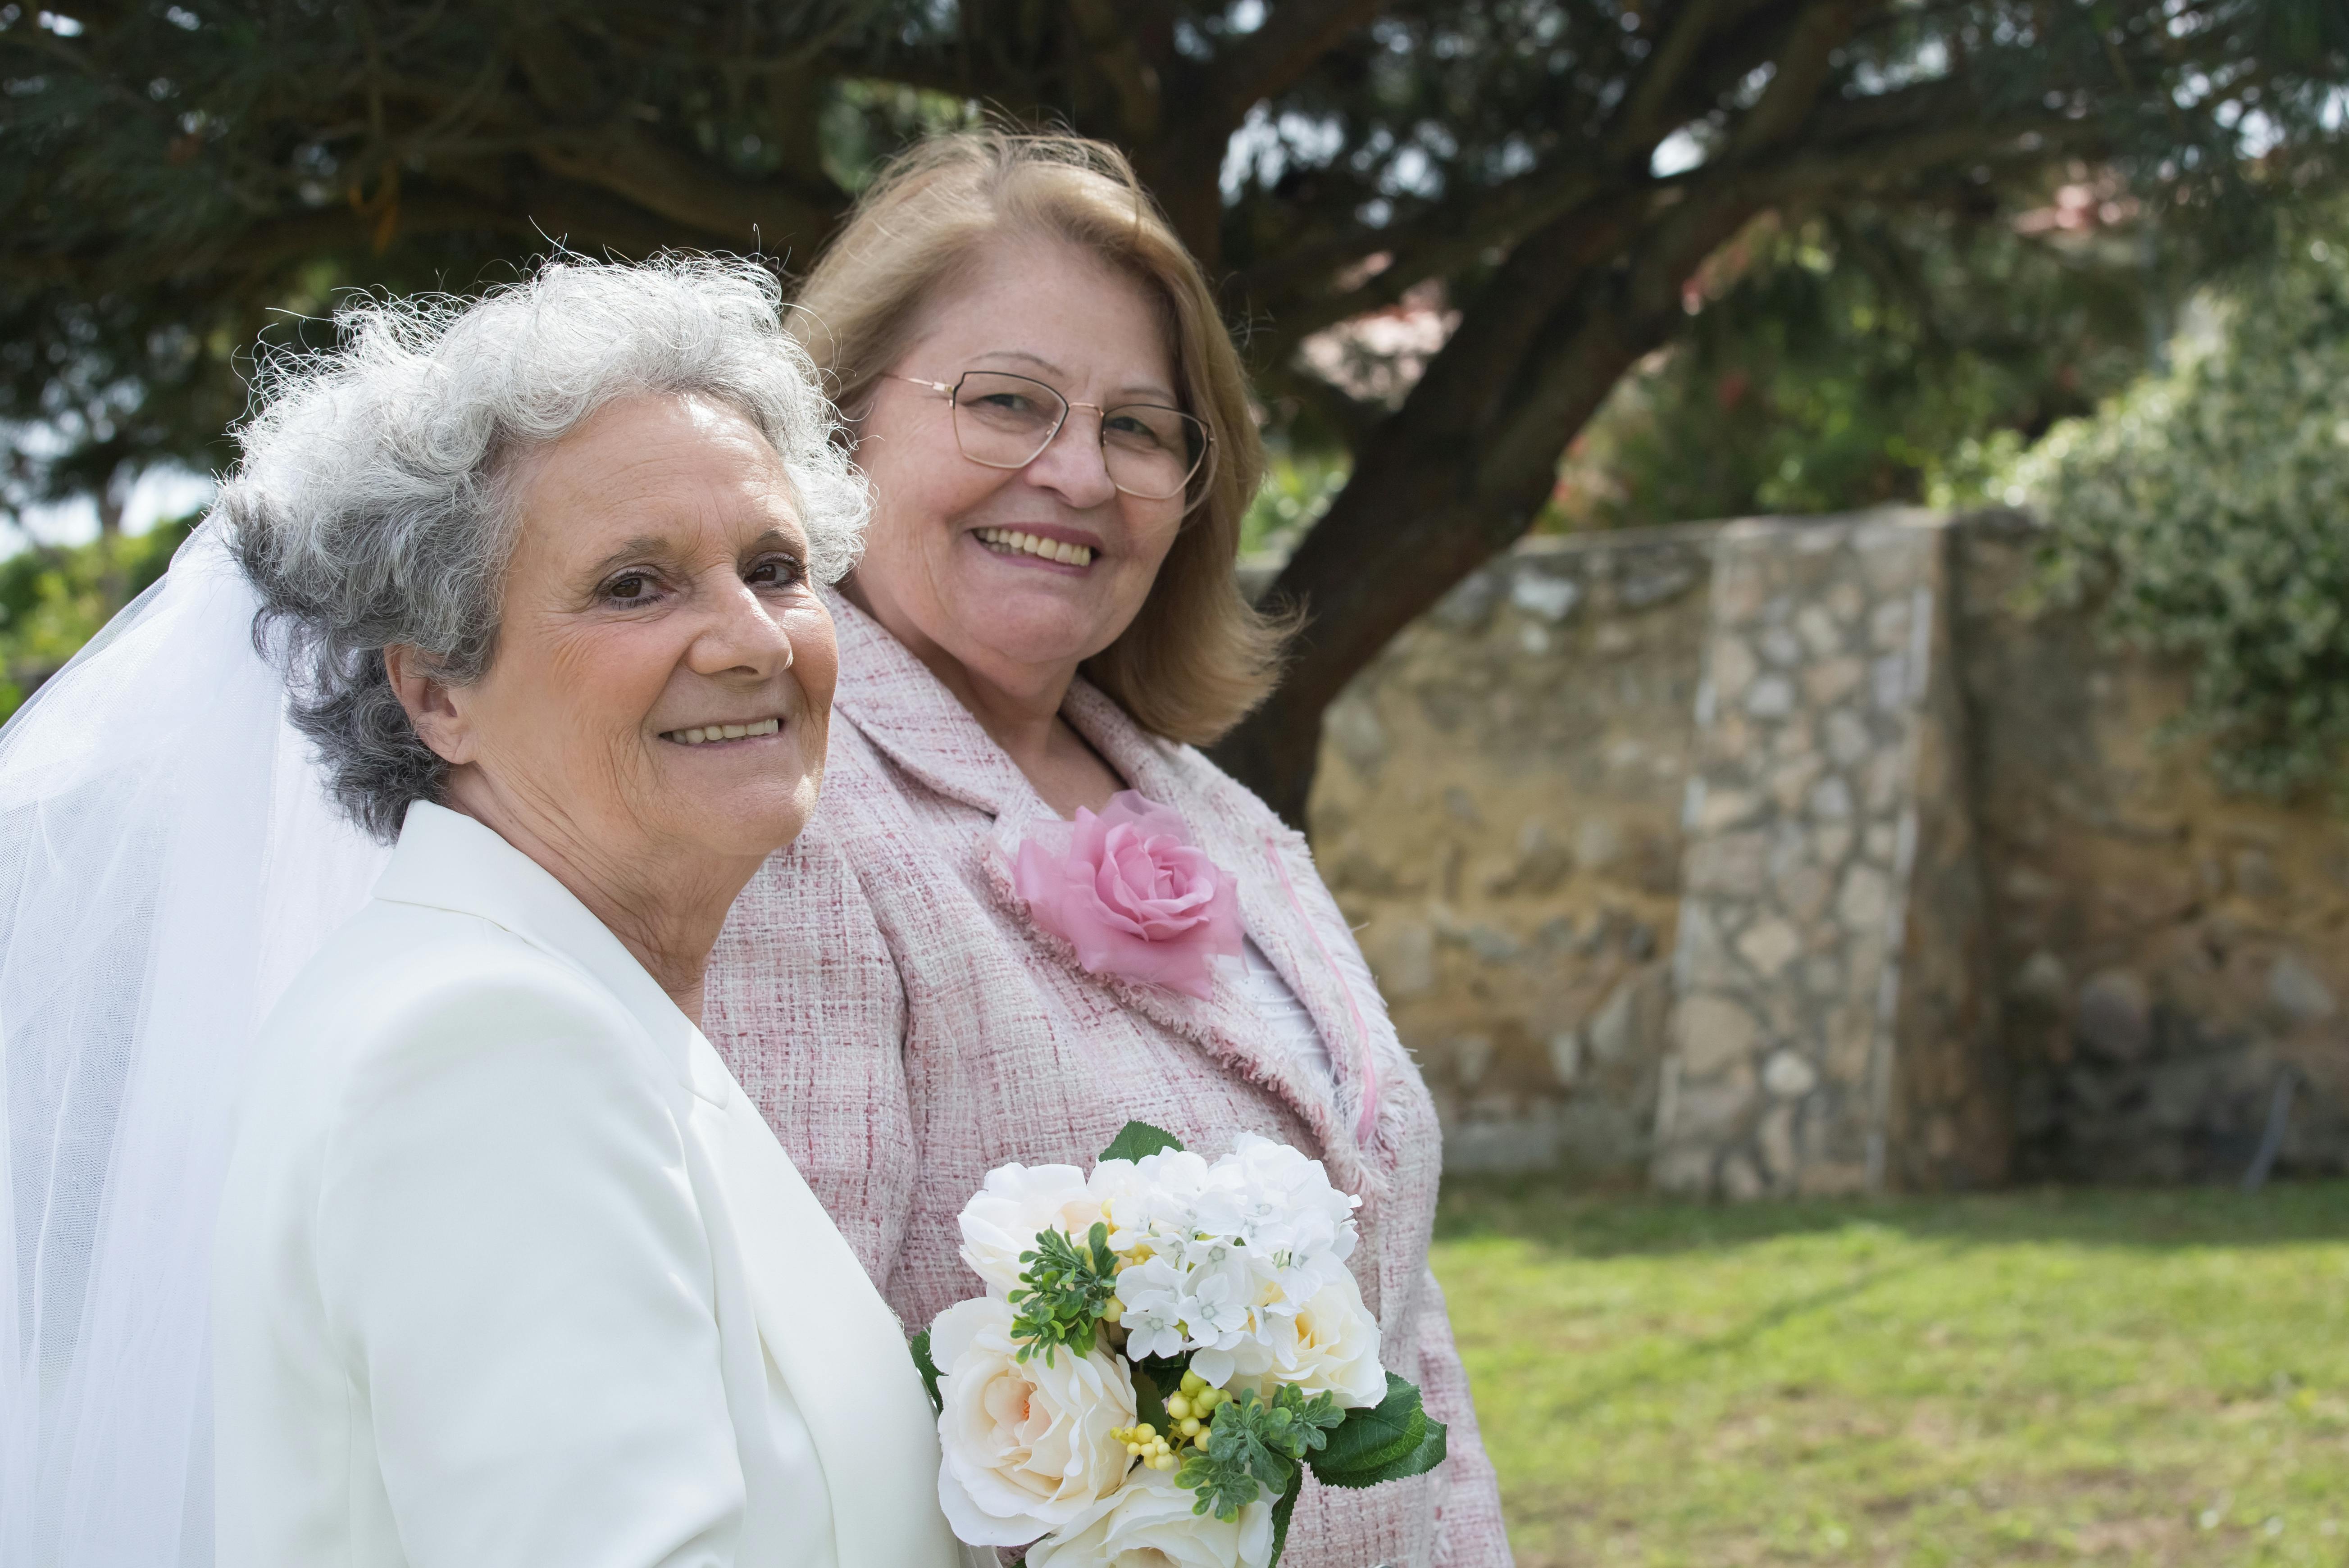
[1226,1268,1387,1409]
[931,1295,1138,1545]
[958,1163,1106,1296]
[1025,1469,1275,1568]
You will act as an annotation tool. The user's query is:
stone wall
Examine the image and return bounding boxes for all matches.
[1306,508,2349,1189]
[1957,518,2349,1184]
[1307,525,1712,1182]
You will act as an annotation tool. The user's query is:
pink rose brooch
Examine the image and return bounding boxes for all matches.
[1012,791,1243,1000]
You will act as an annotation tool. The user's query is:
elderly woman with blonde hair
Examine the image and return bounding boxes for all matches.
[704,133,1513,1567]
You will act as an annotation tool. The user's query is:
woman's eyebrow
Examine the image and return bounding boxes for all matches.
[972,348,1066,376]
[585,535,675,577]
[970,349,1177,404]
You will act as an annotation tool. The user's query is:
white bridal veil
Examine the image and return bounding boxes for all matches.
[0,523,387,1564]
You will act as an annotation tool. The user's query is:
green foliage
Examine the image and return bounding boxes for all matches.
[1989,218,2349,802]
[1550,202,2154,531]
[1175,1384,1343,1524]
[1432,1178,2349,1566]
[1307,1372,1450,1489]
[0,517,193,722]
[1239,445,1350,561]
[1097,1120,1184,1164]
[1006,1222,1119,1366]
[908,1330,942,1416]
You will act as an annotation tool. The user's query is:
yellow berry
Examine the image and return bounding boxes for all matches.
[1152,1454,1179,1472]
[1102,1299,1124,1324]
[1165,1395,1192,1421]
[1193,1432,1210,1450]
[1133,1423,1155,1441]
[1179,1417,1201,1436]
[1179,1370,1207,1396]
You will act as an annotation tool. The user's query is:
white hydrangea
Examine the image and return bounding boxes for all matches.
[1102,1135,1363,1387]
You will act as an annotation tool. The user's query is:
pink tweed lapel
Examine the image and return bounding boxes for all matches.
[821,587,1029,817]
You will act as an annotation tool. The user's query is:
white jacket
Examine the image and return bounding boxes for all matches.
[212,802,957,1568]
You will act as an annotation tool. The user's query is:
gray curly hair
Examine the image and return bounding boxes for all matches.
[220,254,866,843]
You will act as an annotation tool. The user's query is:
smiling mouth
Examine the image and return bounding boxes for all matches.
[974,527,1095,568]
[660,717,782,746]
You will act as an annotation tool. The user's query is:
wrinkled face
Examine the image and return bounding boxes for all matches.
[439,392,838,868]
[851,237,1190,687]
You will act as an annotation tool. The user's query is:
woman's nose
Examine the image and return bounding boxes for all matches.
[691,577,795,678]
[1022,409,1120,509]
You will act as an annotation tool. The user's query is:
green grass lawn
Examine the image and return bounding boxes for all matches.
[1429,1180,2349,1567]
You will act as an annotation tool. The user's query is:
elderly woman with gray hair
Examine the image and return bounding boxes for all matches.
[0,259,960,1566]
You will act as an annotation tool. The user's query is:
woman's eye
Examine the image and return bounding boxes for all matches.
[602,571,657,603]
[747,555,806,589]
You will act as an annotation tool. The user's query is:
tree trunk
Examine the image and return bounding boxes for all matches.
[1212,191,1769,826]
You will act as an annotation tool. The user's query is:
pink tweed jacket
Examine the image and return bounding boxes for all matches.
[704,593,1512,1568]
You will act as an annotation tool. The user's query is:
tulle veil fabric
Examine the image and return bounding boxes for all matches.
[0,522,387,1564]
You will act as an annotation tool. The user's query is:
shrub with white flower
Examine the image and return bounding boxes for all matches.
[912,1123,1448,1568]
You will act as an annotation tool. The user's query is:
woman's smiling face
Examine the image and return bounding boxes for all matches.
[420,392,839,870]
[848,236,1188,692]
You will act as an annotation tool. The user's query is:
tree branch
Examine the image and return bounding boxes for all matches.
[1206,0,1388,120]
[525,123,840,249]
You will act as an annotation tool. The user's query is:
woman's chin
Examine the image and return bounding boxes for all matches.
[938,593,1123,673]
[661,780,819,864]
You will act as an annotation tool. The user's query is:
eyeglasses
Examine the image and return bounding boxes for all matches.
[885,370,1214,504]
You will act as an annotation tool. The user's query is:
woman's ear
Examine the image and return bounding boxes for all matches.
[382,645,477,766]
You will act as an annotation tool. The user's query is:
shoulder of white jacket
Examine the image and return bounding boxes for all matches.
[267,899,648,1064]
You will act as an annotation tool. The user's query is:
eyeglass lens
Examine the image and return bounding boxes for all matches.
[951,371,1207,500]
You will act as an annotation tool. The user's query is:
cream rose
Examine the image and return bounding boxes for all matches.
[931,1295,1138,1545]
[956,1163,1109,1296]
[1025,1469,1275,1568]
[1226,1268,1387,1409]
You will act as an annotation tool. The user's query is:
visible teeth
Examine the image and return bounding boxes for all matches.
[667,717,781,745]
[977,527,1093,568]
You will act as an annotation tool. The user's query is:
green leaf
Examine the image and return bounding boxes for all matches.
[1098,1119,1184,1164]
[1268,1473,1302,1567]
[1314,1411,1449,1490]
[1129,1362,1173,1438]
[909,1330,943,1416]
[1310,1372,1425,1476]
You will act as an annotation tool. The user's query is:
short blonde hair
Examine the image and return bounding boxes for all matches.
[792,130,1285,745]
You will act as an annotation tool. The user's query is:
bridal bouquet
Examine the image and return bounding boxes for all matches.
[912,1123,1446,1567]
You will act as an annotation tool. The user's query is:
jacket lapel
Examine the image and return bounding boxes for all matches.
[375,804,955,1563]
[703,1085,959,1567]
[824,591,1378,1189]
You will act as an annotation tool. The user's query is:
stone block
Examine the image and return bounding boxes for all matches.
[1737,918,1802,977]
[1837,864,1893,930]
[1510,570,1582,622]
[1721,1153,1766,1200]
[2076,970,2152,1064]
[1687,832,1770,898]
[1823,708,1871,765]
[1675,995,1760,1077]
[1712,635,1758,704]
[1759,1103,1800,1177]
[1764,1049,1821,1099]
[1796,604,1844,658]
[1746,675,1796,718]
[1809,775,1856,822]
[2268,953,2337,1023]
